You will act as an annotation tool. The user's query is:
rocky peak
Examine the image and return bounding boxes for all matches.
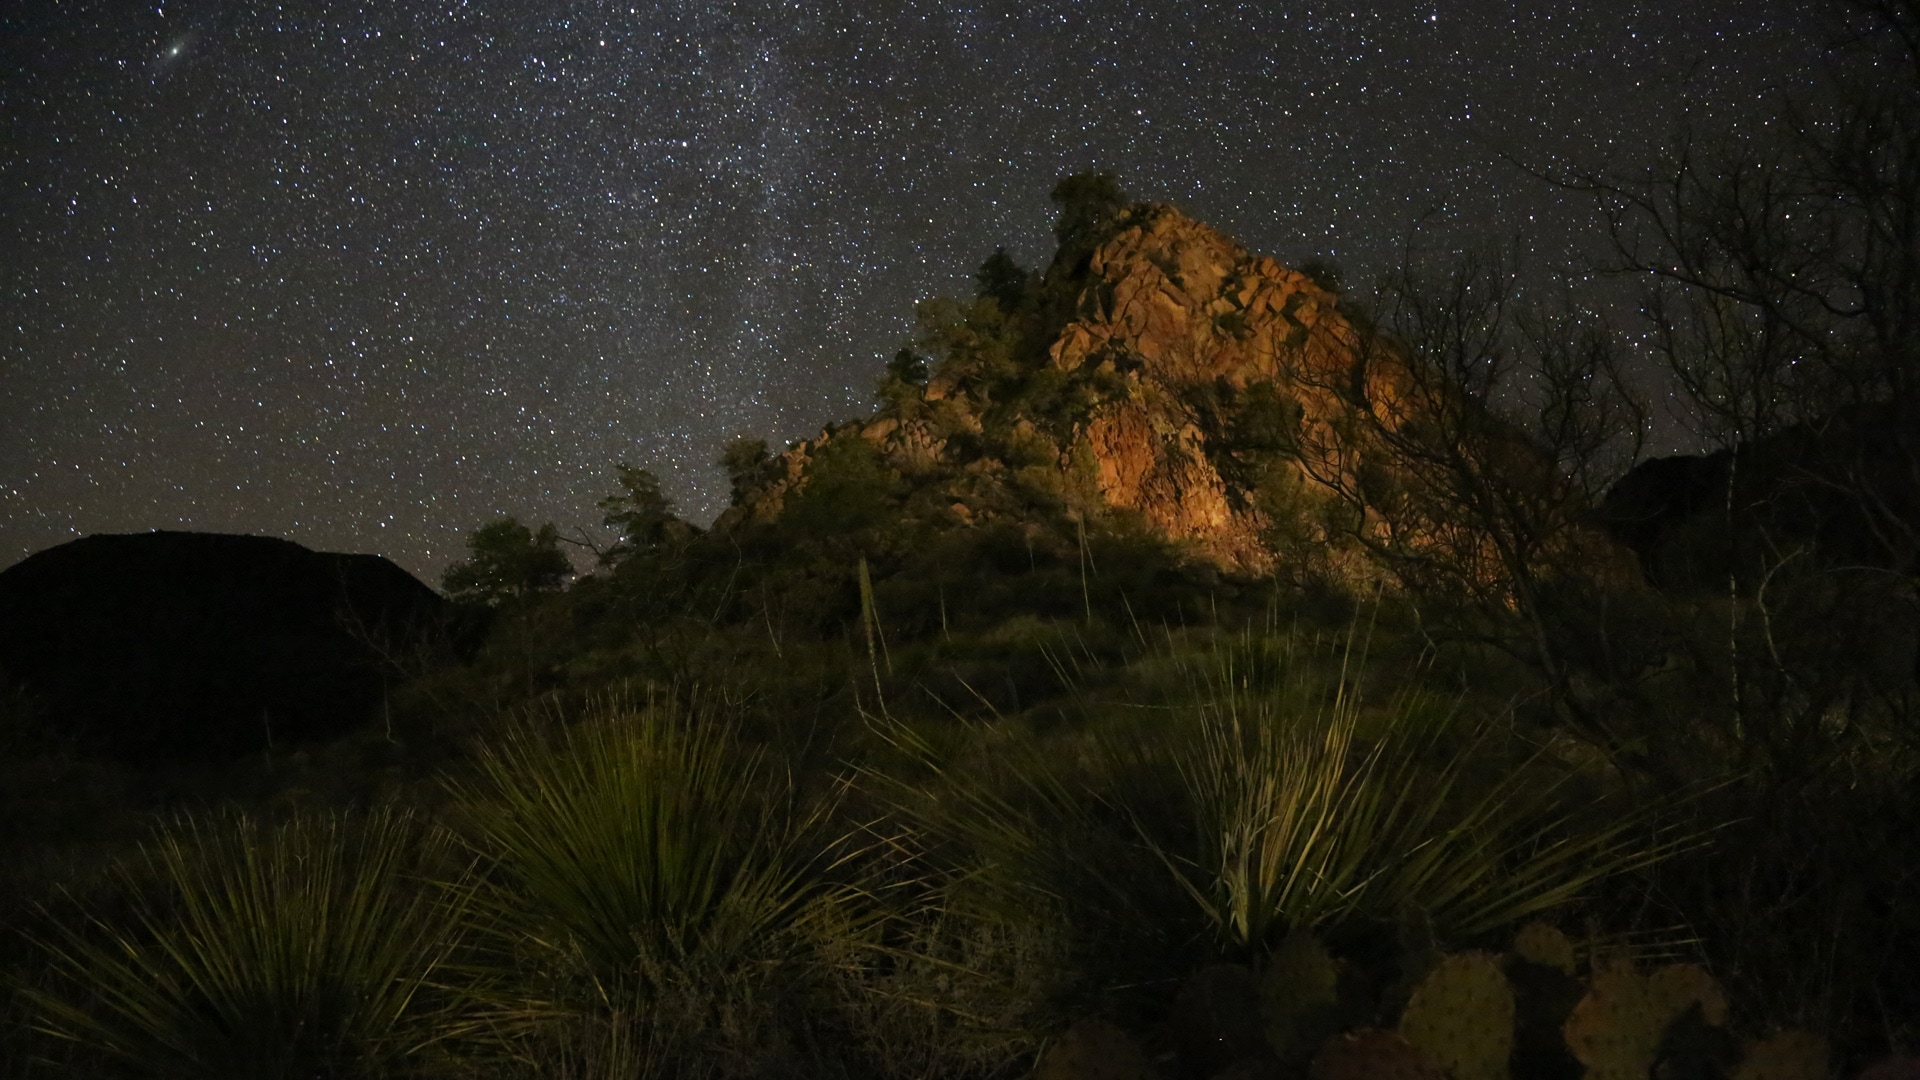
[1033,204,1368,571]
[722,202,1384,578]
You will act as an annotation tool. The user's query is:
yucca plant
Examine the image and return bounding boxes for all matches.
[24,807,462,1079]
[444,700,857,1075]
[874,628,1691,970]
[1168,656,1690,951]
[866,709,1188,947]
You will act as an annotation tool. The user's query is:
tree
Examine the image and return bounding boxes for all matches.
[975,247,1032,312]
[1567,0,1919,564]
[1048,171,1129,273]
[441,518,573,606]
[596,465,684,567]
[1552,0,1920,766]
[720,438,772,507]
[1289,241,1648,747]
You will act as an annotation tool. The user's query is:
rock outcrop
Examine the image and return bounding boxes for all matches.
[723,203,1395,579]
[1600,403,1920,591]
[0,531,449,758]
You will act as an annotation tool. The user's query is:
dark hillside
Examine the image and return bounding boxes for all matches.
[1600,404,1920,593]
[0,531,449,758]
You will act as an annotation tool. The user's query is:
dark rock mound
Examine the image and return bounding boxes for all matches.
[0,531,448,759]
[1599,405,1919,591]
[1595,451,1730,590]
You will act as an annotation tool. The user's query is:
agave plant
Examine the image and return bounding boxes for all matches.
[25,807,462,1079]
[443,700,856,1074]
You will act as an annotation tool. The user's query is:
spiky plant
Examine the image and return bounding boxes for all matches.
[1169,655,1687,951]
[24,807,461,1079]
[443,700,856,1076]
[874,627,1688,973]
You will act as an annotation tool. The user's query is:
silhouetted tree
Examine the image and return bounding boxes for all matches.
[1049,171,1129,272]
[1569,0,1918,565]
[975,247,1032,312]
[442,518,573,605]
[1292,241,1647,746]
[720,437,772,507]
[597,465,685,567]
[1553,0,1920,772]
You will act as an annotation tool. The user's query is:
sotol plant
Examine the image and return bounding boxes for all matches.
[25,808,461,1079]
[443,700,857,1076]
[1165,647,1687,951]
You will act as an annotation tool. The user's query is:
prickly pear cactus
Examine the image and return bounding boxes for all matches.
[1562,961,1728,1080]
[1732,1029,1829,1080]
[1648,963,1728,1027]
[1172,962,1267,1079]
[1033,1018,1158,1080]
[1397,951,1514,1080]
[1309,1029,1445,1080]
[1511,921,1577,975]
[1261,930,1343,1065]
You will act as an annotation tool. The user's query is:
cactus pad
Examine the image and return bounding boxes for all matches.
[1261,930,1343,1064]
[1034,1018,1158,1080]
[1563,960,1731,1080]
[1310,1029,1445,1080]
[1647,963,1728,1027]
[1398,951,1514,1080]
[1732,1030,1829,1080]
[1511,921,1577,975]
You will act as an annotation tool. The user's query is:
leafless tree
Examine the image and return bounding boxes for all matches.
[1290,239,1649,745]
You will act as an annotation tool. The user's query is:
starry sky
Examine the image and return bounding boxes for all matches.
[2,0,1825,580]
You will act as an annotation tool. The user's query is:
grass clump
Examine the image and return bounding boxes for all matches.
[1166,648,1687,951]
[874,628,1689,997]
[24,807,461,1079]
[443,699,858,1078]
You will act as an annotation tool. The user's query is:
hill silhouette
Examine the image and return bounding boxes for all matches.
[0,531,448,758]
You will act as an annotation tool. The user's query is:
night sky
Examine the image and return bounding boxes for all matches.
[2,0,1824,580]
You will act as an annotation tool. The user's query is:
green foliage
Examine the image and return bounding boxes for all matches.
[1162,653,1686,951]
[444,700,854,1072]
[442,517,573,605]
[876,349,932,415]
[783,436,902,537]
[1228,381,1306,458]
[24,809,460,1079]
[885,348,929,388]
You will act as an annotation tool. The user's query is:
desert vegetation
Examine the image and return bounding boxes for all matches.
[3,3,1917,1077]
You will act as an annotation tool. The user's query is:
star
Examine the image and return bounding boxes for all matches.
[0,0,1830,578]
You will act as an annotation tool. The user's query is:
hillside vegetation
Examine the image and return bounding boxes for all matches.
[5,7,1919,1074]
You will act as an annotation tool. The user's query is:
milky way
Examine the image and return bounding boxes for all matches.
[2,0,1824,578]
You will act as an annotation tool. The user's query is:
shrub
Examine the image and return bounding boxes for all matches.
[1165,663,1684,950]
[25,808,460,1079]
[443,700,857,1077]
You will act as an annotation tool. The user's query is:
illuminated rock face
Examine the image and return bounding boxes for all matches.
[724,203,1395,578]
[1038,205,1372,573]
